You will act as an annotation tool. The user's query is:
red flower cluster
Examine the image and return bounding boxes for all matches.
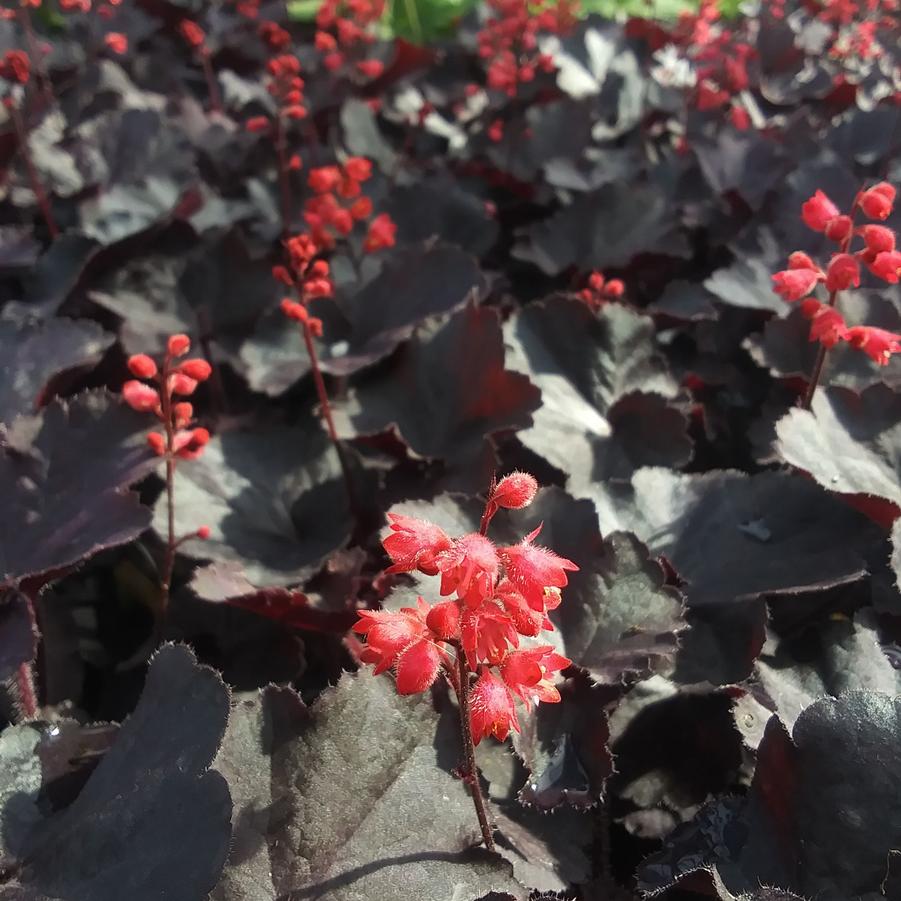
[0,50,30,85]
[772,182,901,366]
[245,53,306,134]
[276,234,333,336]
[121,334,213,459]
[314,0,385,80]
[259,20,291,50]
[303,157,396,253]
[354,472,576,744]
[671,0,755,129]
[578,270,625,310]
[474,0,577,100]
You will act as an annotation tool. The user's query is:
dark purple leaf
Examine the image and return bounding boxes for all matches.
[0,314,115,425]
[155,424,352,588]
[0,390,154,588]
[513,182,690,276]
[333,304,540,462]
[504,297,691,489]
[0,591,37,684]
[210,675,526,900]
[0,644,231,901]
[640,691,901,900]
[587,468,882,606]
[775,384,901,507]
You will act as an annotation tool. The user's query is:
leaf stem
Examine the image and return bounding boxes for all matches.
[6,99,58,238]
[451,641,495,852]
[275,115,293,234]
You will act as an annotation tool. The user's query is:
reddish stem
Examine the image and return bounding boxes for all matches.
[451,642,495,852]
[18,7,54,109]
[16,662,37,720]
[158,356,177,616]
[7,100,58,238]
[801,200,858,410]
[201,50,222,114]
[300,321,358,515]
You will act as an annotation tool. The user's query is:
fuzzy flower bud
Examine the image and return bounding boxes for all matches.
[168,334,191,357]
[127,354,158,379]
[122,380,160,412]
[824,253,860,292]
[178,359,212,381]
[801,190,840,233]
[860,182,895,221]
[491,472,538,510]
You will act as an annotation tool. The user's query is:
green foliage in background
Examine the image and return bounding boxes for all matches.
[288,0,743,43]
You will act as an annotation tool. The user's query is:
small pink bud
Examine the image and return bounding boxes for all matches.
[178,359,212,381]
[168,373,198,396]
[168,334,191,357]
[491,471,539,510]
[860,182,895,220]
[122,380,160,412]
[173,402,193,428]
[127,354,157,379]
[196,525,211,539]
[147,432,166,455]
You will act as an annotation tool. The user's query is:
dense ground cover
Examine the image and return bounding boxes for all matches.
[0,0,900,898]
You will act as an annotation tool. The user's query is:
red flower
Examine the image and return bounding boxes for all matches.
[353,599,429,674]
[1,50,30,85]
[308,165,342,194]
[425,601,461,641]
[498,526,579,612]
[846,326,901,365]
[246,116,270,133]
[824,215,852,242]
[168,373,198,396]
[772,267,820,301]
[801,190,840,232]
[436,533,499,606]
[363,213,397,252]
[395,638,442,694]
[496,580,549,637]
[356,59,384,79]
[383,514,453,575]
[860,225,895,254]
[469,669,519,743]
[461,600,519,665]
[122,380,160,412]
[168,334,191,356]
[344,156,372,182]
[173,427,210,460]
[824,253,860,292]
[800,300,849,349]
[104,32,128,54]
[870,251,901,284]
[500,646,571,708]
[859,182,895,221]
[179,20,206,49]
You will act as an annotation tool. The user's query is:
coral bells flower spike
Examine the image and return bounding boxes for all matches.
[860,183,895,221]
[383,514,453,575]
[469,670,519,744]
[498,526,579,612]
[802,190,841,233]
[846,326,901,365]
[772,267,820,301]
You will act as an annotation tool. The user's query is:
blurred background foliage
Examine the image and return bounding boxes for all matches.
[288,0,744,44]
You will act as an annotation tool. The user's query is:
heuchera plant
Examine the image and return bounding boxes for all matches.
[121,335,212,613]
[354,472,576,850]
[772,180,901,407]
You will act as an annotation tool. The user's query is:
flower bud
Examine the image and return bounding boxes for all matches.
[860,225,895,254]
[426,601,461,640]
[168,334,191,357]
[824,214,852,242]
[178,359,212,381]
[147,432,166,455]
[860,182,895,221]
[801,190,840,232]
[491,472,538,510]
[825,253,860,292]
[196,525,211,540]
[168,373,198,396]
[127,354,157,379]
[122,380,160,412]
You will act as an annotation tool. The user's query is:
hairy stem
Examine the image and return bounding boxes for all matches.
[300,322,358,515]
[7,101,58,238]
[453,644,495,852]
